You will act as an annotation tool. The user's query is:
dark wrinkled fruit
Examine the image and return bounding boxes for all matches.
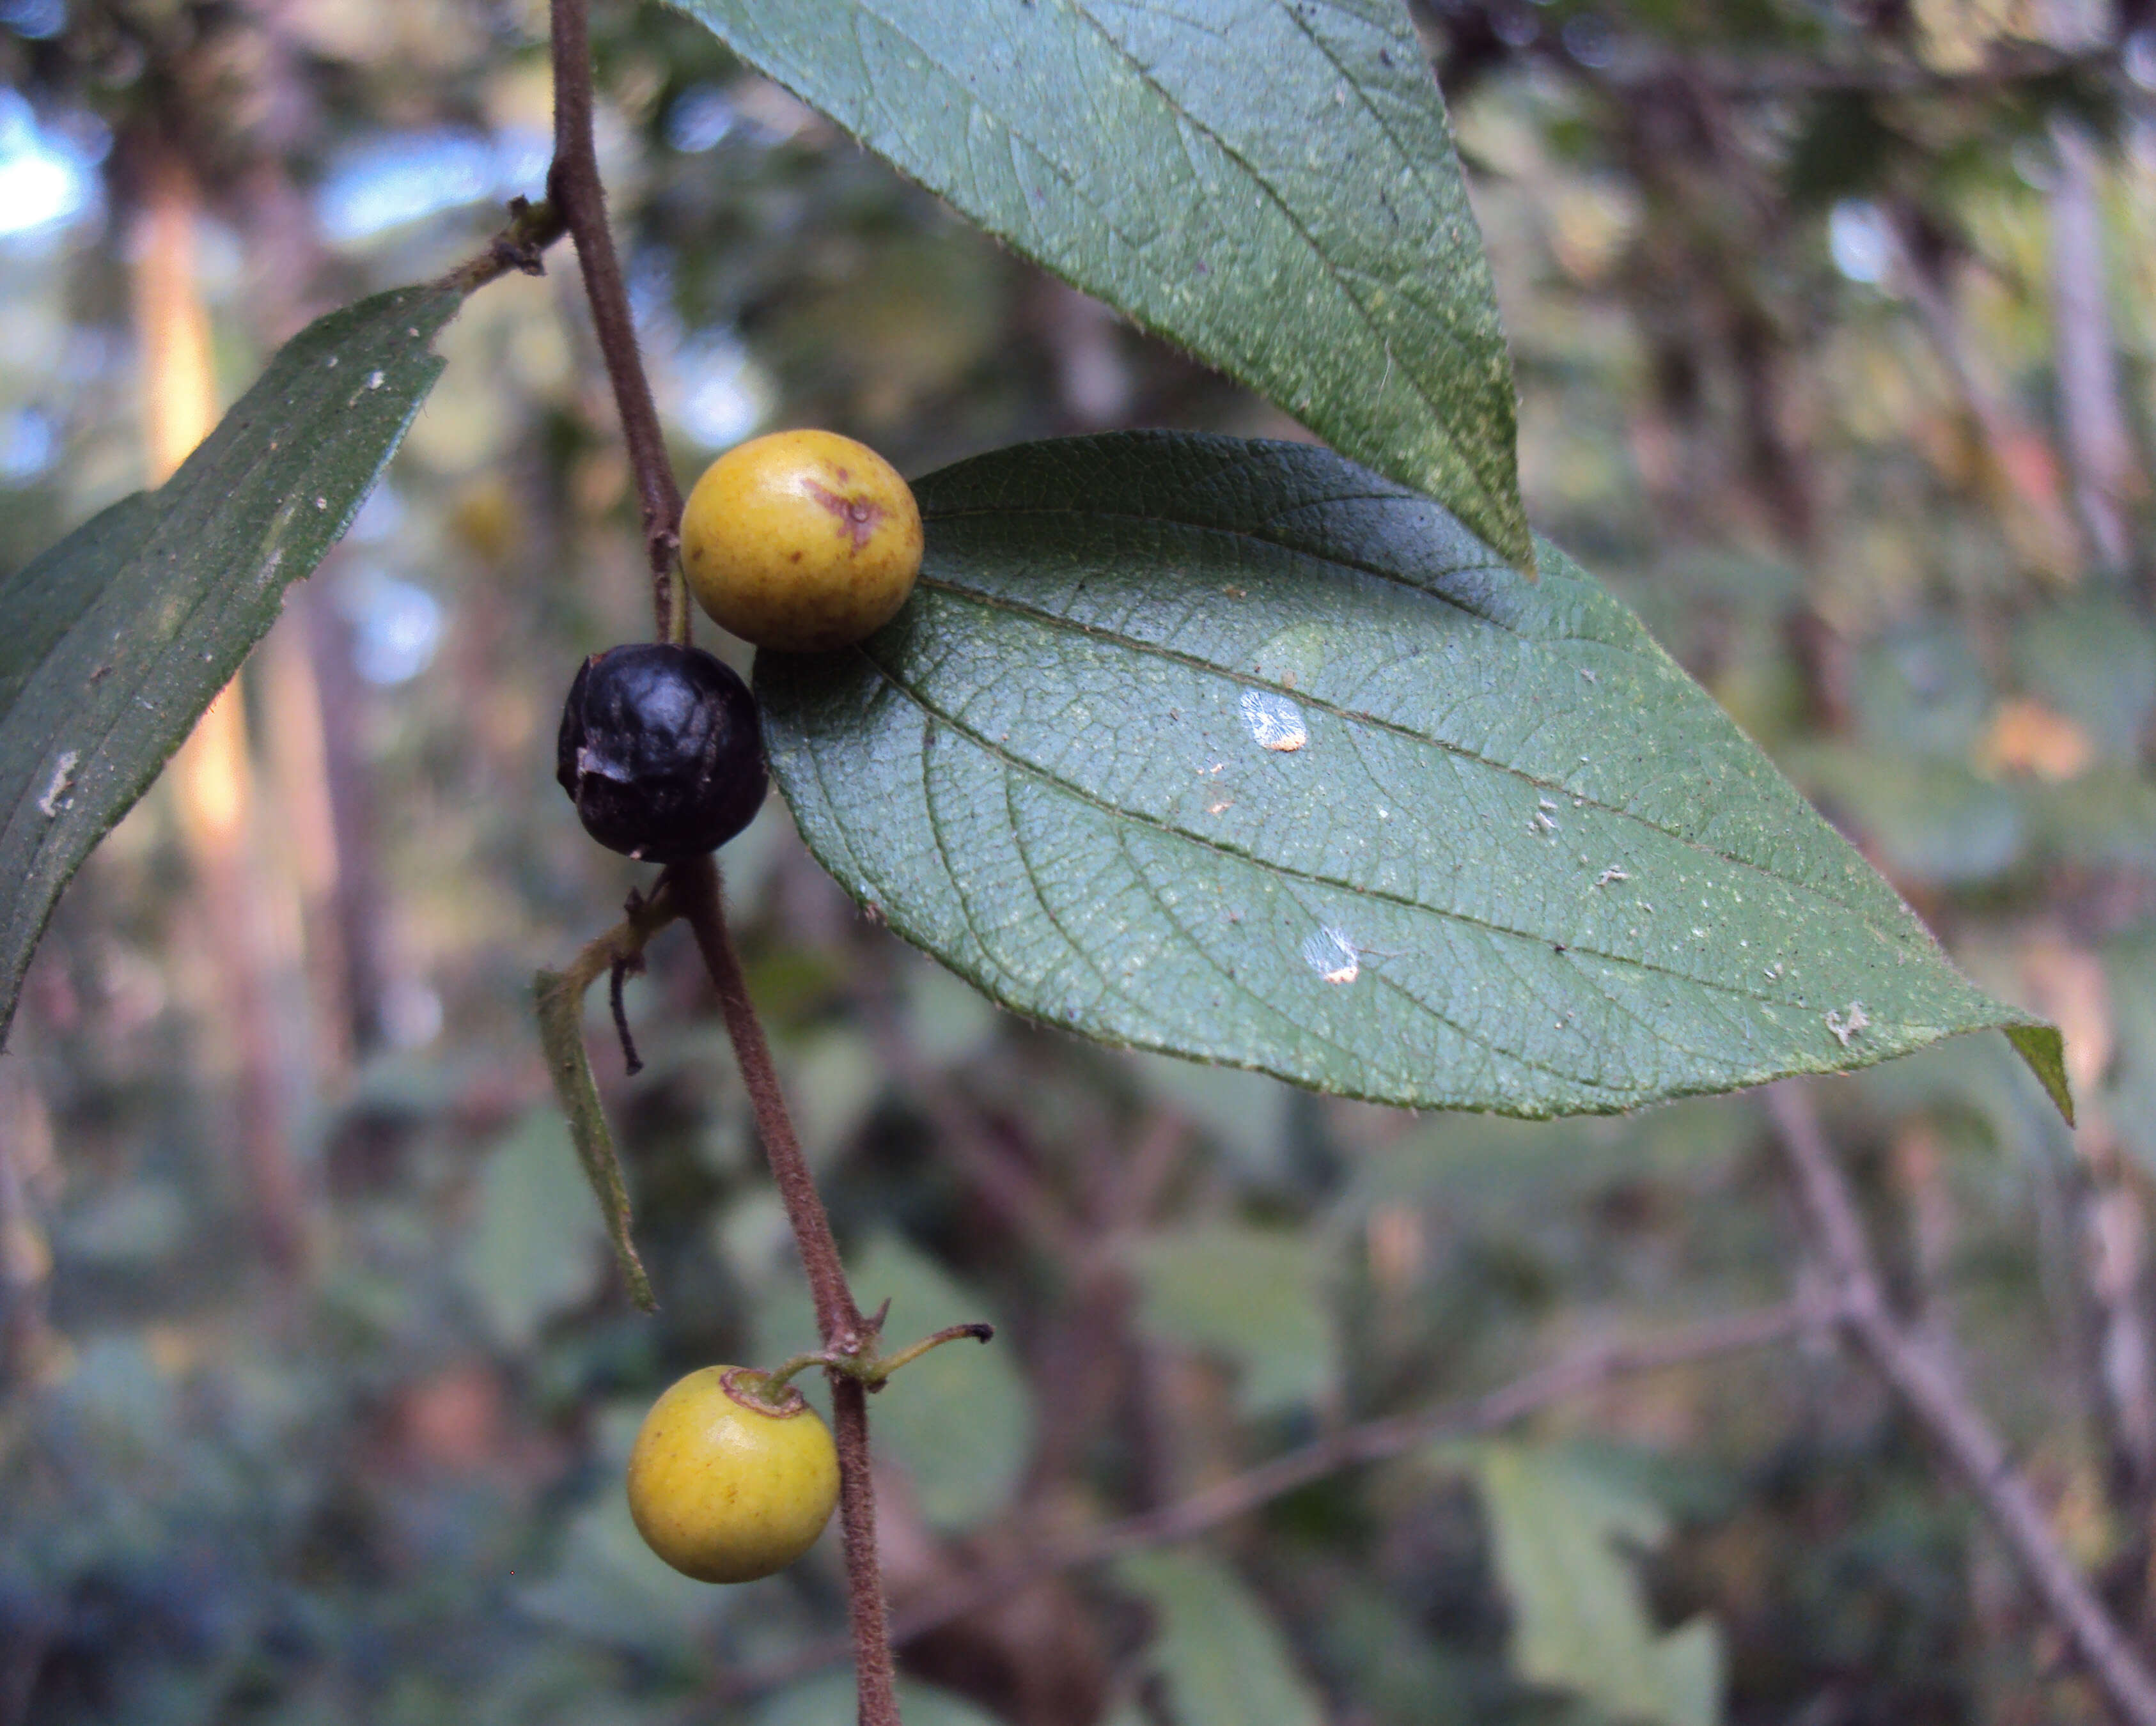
[556,644,767,862]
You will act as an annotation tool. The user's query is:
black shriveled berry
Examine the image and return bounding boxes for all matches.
[556,643,766,863]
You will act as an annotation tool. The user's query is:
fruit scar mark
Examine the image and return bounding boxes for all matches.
[802,479,885,552]
[37,751,79,818]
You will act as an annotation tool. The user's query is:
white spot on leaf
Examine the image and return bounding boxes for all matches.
[1825,1002,1869,1046]
[1241,688,1308,752]
[36,750,77,818]
[1302,926,1360,985]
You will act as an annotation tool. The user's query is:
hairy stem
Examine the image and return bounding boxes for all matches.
[671,855,899,1726]
[548,0,683,639]
[542,4,893,1717]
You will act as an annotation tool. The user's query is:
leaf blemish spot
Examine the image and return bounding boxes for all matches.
[1301,926,1360,985]
[1825,1002,1870,1046]
[1240,688,1308,752]
[36,752,79,818]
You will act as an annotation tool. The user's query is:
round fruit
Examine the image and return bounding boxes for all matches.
[556,642,765,862]
[626,1366,840,1584]
[681,430,925,651]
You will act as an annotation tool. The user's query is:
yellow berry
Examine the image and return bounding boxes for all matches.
[625,1366,840,1583]
[680,430,925,651]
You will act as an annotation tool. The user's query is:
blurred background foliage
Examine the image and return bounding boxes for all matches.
[2,1,2155,1722]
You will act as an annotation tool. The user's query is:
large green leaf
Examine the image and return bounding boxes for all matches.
[671,0,1531,575]
[0,284,460,1043]
[758,433,2067,1119]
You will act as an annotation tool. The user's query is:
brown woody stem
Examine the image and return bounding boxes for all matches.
[548,0,684,641]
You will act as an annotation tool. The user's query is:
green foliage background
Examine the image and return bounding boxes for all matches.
[0,2,2150,1723]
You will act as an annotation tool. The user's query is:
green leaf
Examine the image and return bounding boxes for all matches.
[1790,745,2026,886]
[848,1233,1031,1532]
[759,433,2066,1121]
[670,0,1531,574]
[1123,1221,1332,1415]
[515,1487,726,1661]
[0,284,461,1044]
[1117,1550,1325,1726]
[458,1110,610,1349]
[1472,1442,1722,1726]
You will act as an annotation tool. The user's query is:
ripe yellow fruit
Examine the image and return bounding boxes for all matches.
[681,430,925,651]
[625,1366,840,1583]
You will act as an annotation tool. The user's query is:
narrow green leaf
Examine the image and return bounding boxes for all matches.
[1472,1442,1721,1726]
[0,285,462,1043]
[760,432,2065,1119]
[535,967,659,1312]
[670,0,1532,574]
[1118,1550,1325,1726]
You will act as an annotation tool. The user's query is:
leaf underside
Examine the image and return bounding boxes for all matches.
[671,0,1533,576]
[0,285,462,1045]
[759,433,2066,1120]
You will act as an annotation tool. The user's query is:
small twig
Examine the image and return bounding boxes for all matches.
[548,0,684,640]
[439,195,568,295]
[609,954,643,1076]
[715,1299,1815,1703]
[669,854,900,1726]
[1766,1081,2156,1726]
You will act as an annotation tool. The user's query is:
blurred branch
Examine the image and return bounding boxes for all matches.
[1428,6,2114,99]
[136,145,309,1284]
[716,1297,1815,1704]
[547,0,682,642]
[1766,1082,2156,1726]
[1668,44,2117,98]
[2049,118,2139,576]
[1886,202,2084,579]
